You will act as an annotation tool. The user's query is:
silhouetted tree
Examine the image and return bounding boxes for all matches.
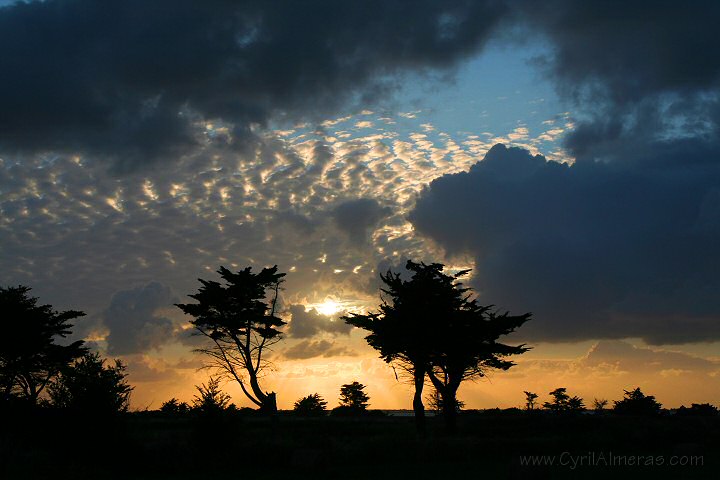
[48,352,132,414]
[524,391,539,411]
[339,381,369,410]
[160,397,190,414]
[593,398,608,412]
[344,261,530,433]
[613,387,662,416]
[177,266,286,413]
[192,377,231,414]
[343,262,442,431]
[0,286,86,405]
[543,388,584,413]
[293,393,328,416]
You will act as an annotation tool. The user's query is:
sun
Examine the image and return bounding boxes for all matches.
[315,299,341,316]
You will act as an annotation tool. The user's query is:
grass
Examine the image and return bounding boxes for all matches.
[1,409,718,479]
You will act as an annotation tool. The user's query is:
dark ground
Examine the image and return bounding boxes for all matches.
[1,409,717,480]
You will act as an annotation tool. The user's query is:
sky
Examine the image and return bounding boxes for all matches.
[2,0,720,410]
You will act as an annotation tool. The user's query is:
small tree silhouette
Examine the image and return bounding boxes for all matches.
[543,388,584,413]
[339,381,369,410]
[48,351,132,415]
[593,398,608,412]
[192,377,231,414]
[160,397,190,414]
[613,387,661,416]
[293,393,328,416]
[524,391,539,411]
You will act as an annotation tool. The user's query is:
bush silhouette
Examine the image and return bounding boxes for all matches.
[675,403,718,416]
[160,397,190,414]
[613,387,662,416]
[192,377,231,414]
[293,393,328,416]
[47,351,132,415]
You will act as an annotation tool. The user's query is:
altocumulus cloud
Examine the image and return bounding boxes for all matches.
[410,144,720,344]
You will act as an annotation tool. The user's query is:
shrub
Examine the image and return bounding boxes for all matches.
[293,393,328,416]
[48,352,132,415]
[192,377,231,414]
[613,387,662,416]
[160,397,190,414]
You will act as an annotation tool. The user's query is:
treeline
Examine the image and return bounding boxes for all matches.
[3,262,718,431]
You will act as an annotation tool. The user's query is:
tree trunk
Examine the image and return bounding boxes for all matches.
[260,392,278,414]
[412,367,426,434]
[441,377,462,433]
[248,372,277,413]
[441,386,458,434]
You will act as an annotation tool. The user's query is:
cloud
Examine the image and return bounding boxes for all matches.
[332,198,391,245]
[410,144,720,344]
[580,340,718,375]
[102,282,177,355]
[286,304,352,339]
[513,1,720,160]
[283,339,356,360]
[0,0,508,170]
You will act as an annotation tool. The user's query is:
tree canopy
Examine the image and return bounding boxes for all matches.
[1,285,86,405]
[176,266,286,413]
[344,261,530,431]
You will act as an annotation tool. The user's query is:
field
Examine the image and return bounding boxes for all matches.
[1,409,718,479]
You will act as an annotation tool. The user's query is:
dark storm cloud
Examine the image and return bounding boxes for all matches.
[0,0,507,169]
[332,198,391,244]
[514,0,720,159]
[410,144,720,344]
[102,282,177,355]
[287,304,352,339]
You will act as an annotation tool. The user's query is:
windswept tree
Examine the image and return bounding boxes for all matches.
[1,286,86,405]
[343,262,466,431]
[177,266,286,413]
[345,261,530,432]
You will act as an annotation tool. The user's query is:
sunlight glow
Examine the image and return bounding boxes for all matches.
[315,299,341,316]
